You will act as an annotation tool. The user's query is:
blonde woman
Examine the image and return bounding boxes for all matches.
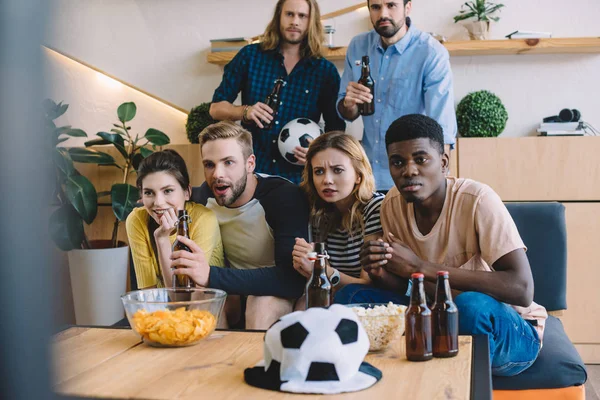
[292,131,385,298]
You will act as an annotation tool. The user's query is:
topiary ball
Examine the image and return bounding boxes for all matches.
[456,90,508,138]
[186,103,216,144]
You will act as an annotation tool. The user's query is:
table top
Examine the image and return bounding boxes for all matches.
[53,327,491,400]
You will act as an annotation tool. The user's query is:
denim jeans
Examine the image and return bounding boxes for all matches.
[334,285,541,376]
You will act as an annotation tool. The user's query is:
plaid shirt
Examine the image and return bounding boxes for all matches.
[212,44,345,183]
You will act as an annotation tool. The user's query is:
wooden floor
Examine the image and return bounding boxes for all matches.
[586,365,600,400]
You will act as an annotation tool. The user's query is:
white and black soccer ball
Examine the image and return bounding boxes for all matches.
[249,305,379,394]
[278,118,323,165]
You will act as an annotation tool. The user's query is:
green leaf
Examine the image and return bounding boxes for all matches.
[44,99,69,121]
[68,148,116,165]
[140,147,153,158]
[117,102,137,123]
[144,128,170,146]
[53,148,75,177]
[54,126,72,137]
[57,137,70,144]
[85,138,112,147]
[97,131,128,159]
[97,191,111,198]
[131,153,144,171]
[61,128,87,138]
[111,183,139,221]
[65,175,98,224]
[49,204,85,251]
[111,128,128,136]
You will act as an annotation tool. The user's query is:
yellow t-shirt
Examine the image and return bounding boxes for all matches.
[126,202,224,288]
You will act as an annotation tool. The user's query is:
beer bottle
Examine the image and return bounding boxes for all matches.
[172,209,193,289]
[305,243,332,309]
[432,271,459,358]
[263,77,285,130]
[405,272,433,361]
[357,55,375,116]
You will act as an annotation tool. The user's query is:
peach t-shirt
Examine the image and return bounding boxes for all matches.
[381,177,547,342]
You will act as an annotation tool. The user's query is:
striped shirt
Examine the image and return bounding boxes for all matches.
[313,193,385,278]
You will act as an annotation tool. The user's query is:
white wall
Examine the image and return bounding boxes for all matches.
[45,0,600,143]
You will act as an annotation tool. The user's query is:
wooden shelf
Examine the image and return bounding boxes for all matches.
[207,37,600,65]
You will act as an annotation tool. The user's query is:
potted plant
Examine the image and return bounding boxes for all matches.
[456,90,508,138]
[47,99,170,325]
[453,0,505,40]
[186,102,216,144]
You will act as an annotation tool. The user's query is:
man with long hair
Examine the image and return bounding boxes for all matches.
[337,0,457,191]
[209,0,345,184]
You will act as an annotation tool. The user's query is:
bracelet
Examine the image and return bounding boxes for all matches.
[242,105,250,123]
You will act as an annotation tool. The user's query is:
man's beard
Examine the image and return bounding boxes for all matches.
[374,18,403,38]
[215,173,247,207]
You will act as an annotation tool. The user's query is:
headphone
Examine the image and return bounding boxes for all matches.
[543,108,581,123]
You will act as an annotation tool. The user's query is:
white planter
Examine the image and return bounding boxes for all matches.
[463,20,490,40]
[68,241,129,325]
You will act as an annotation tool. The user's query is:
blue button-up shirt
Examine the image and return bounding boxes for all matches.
[213,44,345,183]
[338,22,457,190]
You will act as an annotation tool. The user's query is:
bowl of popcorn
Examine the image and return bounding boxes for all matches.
[121,288,226,347]
[347,302,407,352]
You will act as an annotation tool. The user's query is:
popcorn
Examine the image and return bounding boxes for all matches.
[350,302,406,352]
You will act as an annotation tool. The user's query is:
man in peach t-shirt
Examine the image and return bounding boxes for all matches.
[334,114,547,376]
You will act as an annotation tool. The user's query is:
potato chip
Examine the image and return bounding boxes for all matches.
[132,307,217,346]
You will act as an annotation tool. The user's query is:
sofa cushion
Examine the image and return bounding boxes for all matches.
[505,202,567,311]
[492,316,587,390]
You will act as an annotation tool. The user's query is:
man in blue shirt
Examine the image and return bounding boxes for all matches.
[337,0,457,190]
[210,0,345,184]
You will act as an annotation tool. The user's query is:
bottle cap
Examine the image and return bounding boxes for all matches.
[307,252,317,260]
[411,273,424,279]
[437,270,449,276]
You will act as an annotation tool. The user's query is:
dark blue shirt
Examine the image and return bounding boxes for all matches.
[212,44,346,183]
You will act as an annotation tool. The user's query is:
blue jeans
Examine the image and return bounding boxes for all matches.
[335,285,540,376]
[334,283,410,306]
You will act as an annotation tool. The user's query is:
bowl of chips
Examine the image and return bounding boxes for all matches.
[121,288,226,347]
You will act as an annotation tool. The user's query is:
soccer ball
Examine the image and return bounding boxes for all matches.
[278,118,323,165]
[263,305,368,388]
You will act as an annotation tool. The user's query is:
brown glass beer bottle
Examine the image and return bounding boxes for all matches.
[405,272,433,361]
[305,242,332,309]
[172,209,192,289]
[432,271,459,358]
[357,55,375,116]
[263,77,285,130]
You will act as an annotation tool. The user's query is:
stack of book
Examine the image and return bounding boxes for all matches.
[210,37,253,53]
[537,121,584,136]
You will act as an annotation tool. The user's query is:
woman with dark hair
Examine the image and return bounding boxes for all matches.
[292,131,385,295]
[126,149,224,289]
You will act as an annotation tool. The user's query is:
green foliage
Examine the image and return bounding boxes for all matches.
[186,103,216,144]
[46,99,171,249]
[454,0,505,23]
[456,90,508,138]
[45,99,96,251]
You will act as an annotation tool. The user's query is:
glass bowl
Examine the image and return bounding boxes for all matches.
[347,303,407,352]
[121,288,226,347]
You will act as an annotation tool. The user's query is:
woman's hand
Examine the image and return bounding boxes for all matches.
[170,236,210,287]
[292,238,314,279]
[153,207,178,240]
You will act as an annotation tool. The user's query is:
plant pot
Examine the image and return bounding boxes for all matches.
[68,240,129,325]
[463,21,490,40]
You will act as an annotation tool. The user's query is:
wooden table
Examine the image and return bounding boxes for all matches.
[53,327,491,400]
